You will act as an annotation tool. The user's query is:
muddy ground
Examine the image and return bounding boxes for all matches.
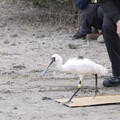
[0,0,120,120]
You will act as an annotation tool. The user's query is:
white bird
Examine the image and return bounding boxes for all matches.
[40,54,108,103]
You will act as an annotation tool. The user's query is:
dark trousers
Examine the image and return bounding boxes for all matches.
[102,15,120,76]
[80,4,104,35]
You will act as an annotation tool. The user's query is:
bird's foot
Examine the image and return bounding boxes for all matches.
[93,88,100,99]
[61,100,72,105]
[65,99,73,104]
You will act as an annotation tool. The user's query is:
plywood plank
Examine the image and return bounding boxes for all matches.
[55,94,120,107]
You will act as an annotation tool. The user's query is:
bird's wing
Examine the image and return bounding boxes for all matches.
[63,58,104,74]
[63,58,92,73]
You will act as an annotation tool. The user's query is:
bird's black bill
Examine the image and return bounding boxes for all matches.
[40,57,55,77]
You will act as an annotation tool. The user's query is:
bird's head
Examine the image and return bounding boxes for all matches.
[40,54,62,77]
[51,54,62,63]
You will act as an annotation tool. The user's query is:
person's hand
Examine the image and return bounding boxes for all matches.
[116,20,120,37]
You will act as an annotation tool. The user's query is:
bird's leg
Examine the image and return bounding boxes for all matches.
[66,81,81,103]
[66,88,80,103]
[93,74,100,98]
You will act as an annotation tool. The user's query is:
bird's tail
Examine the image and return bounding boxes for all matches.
[96,64,108,75]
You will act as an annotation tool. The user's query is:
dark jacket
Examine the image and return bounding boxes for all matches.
[99,0,120,23]
[76,0,90,10]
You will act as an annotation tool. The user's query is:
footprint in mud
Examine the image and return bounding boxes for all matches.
[11,43,16,46]
[36,34,46,38]
[0,23,7,28]
[0,97,5,100]
[10,34,18,38]
[4,40,10,44]
[12,65,26,70]
[42,97,52,100]
[1,70,16,75]
[1,90,15,94]
[30,69,41,73]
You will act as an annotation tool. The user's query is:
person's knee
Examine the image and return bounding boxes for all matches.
[88,4,98,11]
[81,4,97,18]
[97,7,104,20]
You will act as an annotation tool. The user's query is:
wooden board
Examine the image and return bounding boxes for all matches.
[55,94,120,107]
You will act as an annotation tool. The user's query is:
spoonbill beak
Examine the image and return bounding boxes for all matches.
[40,57,55,77]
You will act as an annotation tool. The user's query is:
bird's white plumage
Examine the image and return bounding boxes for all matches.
[40,54,108,101]
[51,54,108,80]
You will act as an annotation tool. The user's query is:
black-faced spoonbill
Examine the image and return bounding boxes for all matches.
[40,54,108,103]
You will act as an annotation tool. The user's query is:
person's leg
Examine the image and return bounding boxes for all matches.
[73,4,102,39]
[93,6,103,29]
[80,4,98,35]
[97,6,104,22]
[102,15,120,87]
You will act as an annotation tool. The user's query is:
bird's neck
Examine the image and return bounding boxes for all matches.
[55,58,63,70]
[56,64,63,70]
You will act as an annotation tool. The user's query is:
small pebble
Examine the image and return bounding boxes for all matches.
[4,40,9,44]
[69,44,79,49]
[97,35,105,43]
[14,107,18,110]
